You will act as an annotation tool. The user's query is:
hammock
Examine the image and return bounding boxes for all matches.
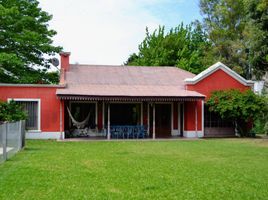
[67,107,90,129]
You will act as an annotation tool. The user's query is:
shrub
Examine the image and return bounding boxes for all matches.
[207,89,268,137]
[0,100,27,123]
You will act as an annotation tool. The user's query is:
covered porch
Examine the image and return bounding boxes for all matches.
[58,96,204,139]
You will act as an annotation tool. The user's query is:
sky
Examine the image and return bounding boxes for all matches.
[39,0,202,65]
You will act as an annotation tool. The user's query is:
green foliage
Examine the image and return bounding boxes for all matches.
[207,89,268,136]
[125,23,215,74]
[200,0,268,79]
[0,100,27,122]
[0,0,62,84]
[253,118,268,135]
[244,0,268,79]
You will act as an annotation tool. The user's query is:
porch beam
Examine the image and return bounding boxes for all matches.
[107,103,111,140]
[153,103,156,139]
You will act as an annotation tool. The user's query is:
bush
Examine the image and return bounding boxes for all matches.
[207,89,268,137]
[0,100,27,123]
[253,118,268,135]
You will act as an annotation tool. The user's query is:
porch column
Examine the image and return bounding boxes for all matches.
[147,103,150,136]
[107,103,111,140]
[153,103,156,139]
[195,101,198,136]
[60,100,63,139]
[141,102,143,125]
[202,100,204,135]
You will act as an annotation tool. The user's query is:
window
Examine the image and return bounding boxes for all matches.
[10,99,40,131]
[204,105,233,128]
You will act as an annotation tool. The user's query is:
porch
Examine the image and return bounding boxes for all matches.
[59,96,204,139]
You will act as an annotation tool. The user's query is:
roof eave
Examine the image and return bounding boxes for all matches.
[184,62,255,87]
[0,83,66,88]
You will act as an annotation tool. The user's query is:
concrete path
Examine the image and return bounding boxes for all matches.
[0,147,13,155]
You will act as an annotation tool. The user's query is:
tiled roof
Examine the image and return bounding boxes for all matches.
[56,64,205,99]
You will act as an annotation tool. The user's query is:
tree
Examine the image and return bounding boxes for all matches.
[125,23,214,74]
[0,0,62,84]
[200,0,268,79]
[244,0,268,79]
[0,100,27,122]
[207,89,268,136]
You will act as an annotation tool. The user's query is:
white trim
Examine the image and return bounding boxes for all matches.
[153,103,155,139]
[0,83,65,88]
[185,62,254,86]
[8,98,41,131]
[60,101,65,139]
[26,131,62,139]
[95,103,98,127]
[107,103,110,140]
[202,100,204,133]
[171,130,180,136]
[171,102,174,131]
[182,102,185,136]
[109,101,142,104]
[60,100,62,133]
[183,131,204,138]
[195,101,198,134]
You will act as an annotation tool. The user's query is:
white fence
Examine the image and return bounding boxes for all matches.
[0,120,25,163]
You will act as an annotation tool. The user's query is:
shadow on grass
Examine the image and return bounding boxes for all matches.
[23,147,41,152]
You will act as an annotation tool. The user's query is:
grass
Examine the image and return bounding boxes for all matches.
[0,139,268,200]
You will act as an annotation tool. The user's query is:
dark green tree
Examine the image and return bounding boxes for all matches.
[0,0,62,84]
[125,23,214,74]
[200,0,268,79]
[244,0,268,79]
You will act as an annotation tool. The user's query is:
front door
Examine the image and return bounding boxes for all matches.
[155,104,171,138]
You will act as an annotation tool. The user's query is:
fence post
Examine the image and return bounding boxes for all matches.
[21,120,25,148]
[18,121,22,150]
[2,123,7,161]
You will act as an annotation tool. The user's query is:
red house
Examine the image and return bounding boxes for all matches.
[0,52,254,139]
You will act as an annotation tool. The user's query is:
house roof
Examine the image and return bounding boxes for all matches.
[56,64,205,101]
[185,62,254,86]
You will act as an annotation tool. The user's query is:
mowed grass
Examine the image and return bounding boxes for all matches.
[0,139,268,200]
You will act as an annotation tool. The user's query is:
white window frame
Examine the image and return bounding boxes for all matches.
[8,98,41,132]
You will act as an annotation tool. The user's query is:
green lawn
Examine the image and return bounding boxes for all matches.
[0,139,268,200]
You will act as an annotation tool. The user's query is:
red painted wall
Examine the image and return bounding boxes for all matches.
[187,69,250,99]
[143,102,148,126]
[0,86,61,132]
[184,101,202,131]
[184,68,251,131]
